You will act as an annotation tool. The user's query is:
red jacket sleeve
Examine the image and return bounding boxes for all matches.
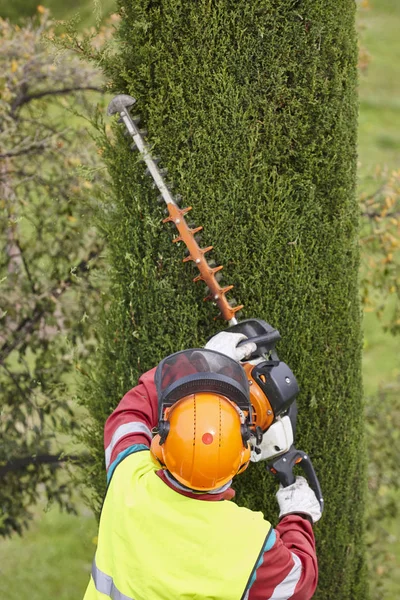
[104,354,199,475]
[248,515,318,600]
[104,367,158,473]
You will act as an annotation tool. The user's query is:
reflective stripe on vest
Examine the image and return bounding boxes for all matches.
[91,556,135,600]
[89,451,272,600]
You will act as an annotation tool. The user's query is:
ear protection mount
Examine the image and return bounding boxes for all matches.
[157,419,170,446]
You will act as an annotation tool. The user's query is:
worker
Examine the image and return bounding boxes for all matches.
[84,332,321,600]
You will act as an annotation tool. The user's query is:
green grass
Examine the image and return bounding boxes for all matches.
[0,502,97,600]
[0,0,116,27]
[385,526,400,596]
[363,310,400,396]
[358,1,400,182]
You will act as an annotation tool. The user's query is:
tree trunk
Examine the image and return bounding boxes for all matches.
[85,1,367,597]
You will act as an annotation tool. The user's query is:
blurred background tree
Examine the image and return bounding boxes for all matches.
[357,1,400,597]
[360,168,400,334]
[0,10,106,536]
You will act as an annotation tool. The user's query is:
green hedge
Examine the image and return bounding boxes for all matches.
[83,1,367,597]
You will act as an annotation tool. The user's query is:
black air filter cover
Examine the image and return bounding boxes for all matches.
[252,361,299,417]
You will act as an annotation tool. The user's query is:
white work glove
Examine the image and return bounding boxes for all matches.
[204,332,257,362]
[276,476,322,524]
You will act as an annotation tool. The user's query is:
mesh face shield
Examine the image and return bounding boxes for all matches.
[155,349,251,419]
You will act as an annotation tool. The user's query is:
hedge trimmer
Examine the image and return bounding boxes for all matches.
[107,94,323,511]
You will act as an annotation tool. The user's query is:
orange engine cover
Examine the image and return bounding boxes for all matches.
[243,362,275,432]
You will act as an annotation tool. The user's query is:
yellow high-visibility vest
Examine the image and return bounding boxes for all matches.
[84,451,272,600]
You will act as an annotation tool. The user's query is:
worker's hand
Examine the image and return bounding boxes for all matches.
[276,476,322,524]
[204,332,257,362]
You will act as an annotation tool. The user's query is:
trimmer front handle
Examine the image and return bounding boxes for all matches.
[268,446,324,512]
[229,318,281,359]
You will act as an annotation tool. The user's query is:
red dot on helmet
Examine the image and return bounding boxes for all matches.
[202,433,214,445]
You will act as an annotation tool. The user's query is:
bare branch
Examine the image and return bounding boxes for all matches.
[0,363,38,409]
[0,143,48,160]
[11,86,104,113]
[14,117,60,136]
[0,126,70,159]
[360,184,388,205]
[361,210,400,219]
[15,239,36,293]
[0,452,92,477]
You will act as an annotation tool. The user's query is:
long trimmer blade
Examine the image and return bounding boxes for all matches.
[107,94,243,324]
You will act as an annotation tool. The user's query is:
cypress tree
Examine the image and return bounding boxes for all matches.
[83,1,367,597]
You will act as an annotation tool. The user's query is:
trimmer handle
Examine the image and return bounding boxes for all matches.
[228,318,281,358]
[268,446,324,512]
[237,330,281,352]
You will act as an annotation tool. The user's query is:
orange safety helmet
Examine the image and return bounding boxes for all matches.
[150,349,252,492]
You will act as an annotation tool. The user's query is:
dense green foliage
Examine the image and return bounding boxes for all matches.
[0,13,105,536]
[366,379,400,599]
[80,1,367,598]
